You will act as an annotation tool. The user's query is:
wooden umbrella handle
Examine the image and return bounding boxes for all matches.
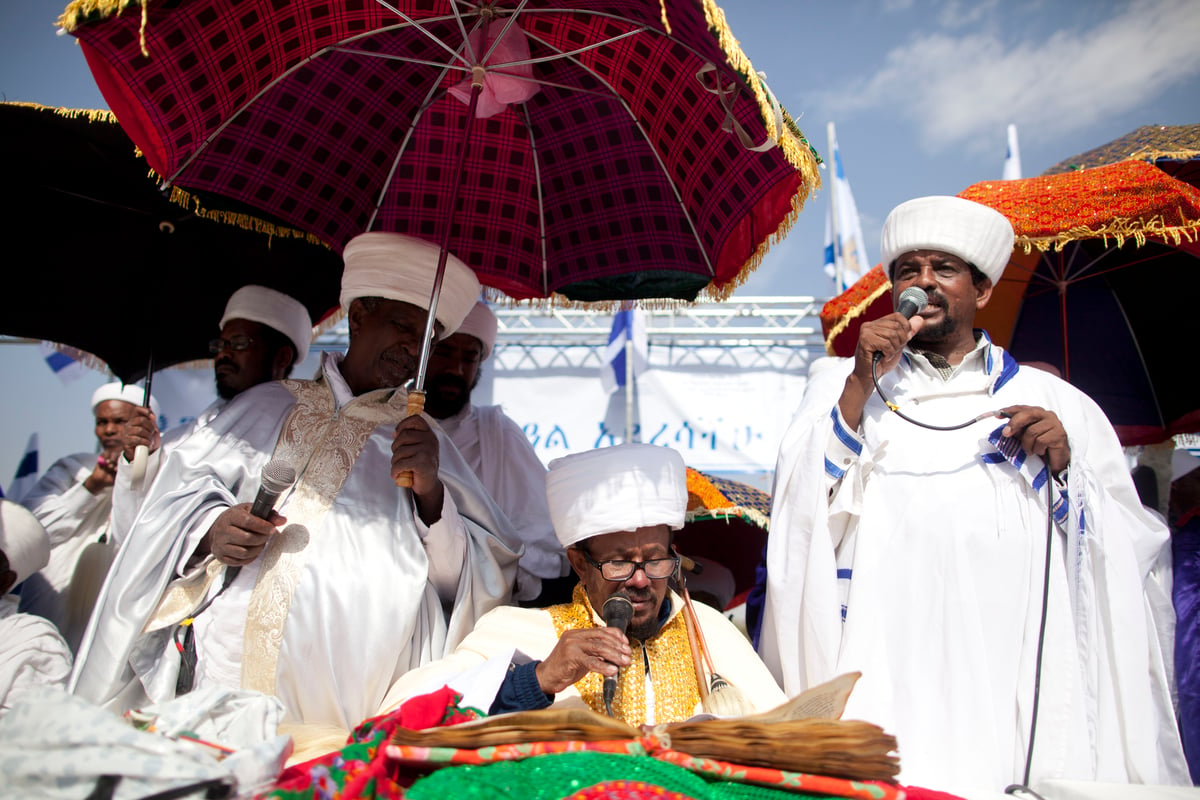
[394,390,425,488]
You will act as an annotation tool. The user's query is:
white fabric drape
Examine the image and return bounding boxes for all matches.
[760,339,1187,792]
[71,355,520,734]
[437,402,567,600]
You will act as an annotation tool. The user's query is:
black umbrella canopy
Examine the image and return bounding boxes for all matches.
[3,101,344,383]
[1008,238,1200,444]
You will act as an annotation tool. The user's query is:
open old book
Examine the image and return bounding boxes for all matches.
[389,672,900,783]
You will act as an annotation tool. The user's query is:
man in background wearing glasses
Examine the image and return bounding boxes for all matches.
[379,443,783,726]
[109,285,313,547]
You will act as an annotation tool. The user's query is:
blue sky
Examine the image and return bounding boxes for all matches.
[2,0,1199,484]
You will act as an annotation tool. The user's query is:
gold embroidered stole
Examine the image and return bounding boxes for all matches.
[241,378,410,695]
[546,584,700,727]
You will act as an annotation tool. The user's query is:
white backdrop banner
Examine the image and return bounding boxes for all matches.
[487,345,810,482]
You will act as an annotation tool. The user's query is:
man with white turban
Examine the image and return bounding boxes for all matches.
[0,500,72,716]
[110,284,315,546]
[425,300,568,604]
[19,382,158,648]
[381,443,783,727]
[72,233,520,747]
[760,196,1187,791]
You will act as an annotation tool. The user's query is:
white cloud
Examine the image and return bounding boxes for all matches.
[822,0,1200,154]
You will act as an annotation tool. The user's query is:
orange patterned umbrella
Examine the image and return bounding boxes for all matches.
[679,468,769,601]
[819,159,1200,444]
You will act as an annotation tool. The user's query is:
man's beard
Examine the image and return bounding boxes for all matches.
[425,373,473,419]
[909,291,956,346]
[214,356,274,400]
[623,588,664,641]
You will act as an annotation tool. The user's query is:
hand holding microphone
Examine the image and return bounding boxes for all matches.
[534,592,633,703]
[601,594,634,717]
[204,459,296,567]
[872,286,929,366]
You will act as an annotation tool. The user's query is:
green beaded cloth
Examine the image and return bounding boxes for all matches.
[404,752,840,800]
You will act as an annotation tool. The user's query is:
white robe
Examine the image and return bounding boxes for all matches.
[381,590,785,720]
[0,595,72,718]
[19,453,111,640]
[109,399,226,548]
[437,402,567,600]
[71,354,520,733]
[760,336,1187,792]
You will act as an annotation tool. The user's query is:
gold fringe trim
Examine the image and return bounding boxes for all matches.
[1013,214,1200,254]
[1127,147,1200,163]
[822,278,892,357]
[685,505,770,532]
[165,185,332,250]
[8,100,116,124]
[59,0,150,56]
[659,0,672,36]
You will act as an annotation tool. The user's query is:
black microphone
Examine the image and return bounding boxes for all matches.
[601,594,634,717]
[874,287,929,364]
[249,459,297,520]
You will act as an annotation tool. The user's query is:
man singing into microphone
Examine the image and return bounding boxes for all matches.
[382,443,784,726]
[760,196,1187,791]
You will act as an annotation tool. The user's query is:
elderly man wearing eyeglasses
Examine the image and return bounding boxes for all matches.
[108,285,313,548]
[380,443,785,726]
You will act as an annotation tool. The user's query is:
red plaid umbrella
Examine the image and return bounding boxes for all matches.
[58,0,820,307]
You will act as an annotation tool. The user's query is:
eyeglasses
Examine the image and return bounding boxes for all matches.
[581,551,679,582]
[208,335,256,355]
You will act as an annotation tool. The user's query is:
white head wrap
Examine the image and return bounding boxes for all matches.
[454,301,498,360]
[91,382,159,419]
[340,232,481,337]
[546,444,687,549]
[880,196,1014,284]
[0,499,51,586]
[220,285,314,365]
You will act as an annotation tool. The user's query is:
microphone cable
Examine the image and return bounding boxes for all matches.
[869,350,1058,791]
[871,352,1009,431]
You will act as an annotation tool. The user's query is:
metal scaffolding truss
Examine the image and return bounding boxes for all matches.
[315,296,831,370]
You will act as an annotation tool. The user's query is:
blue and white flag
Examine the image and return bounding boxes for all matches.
[601,306,648,393]
[5,433,39,503]
[822,124,869,292]
[1002,124,1022,180]
[40,342,91,385]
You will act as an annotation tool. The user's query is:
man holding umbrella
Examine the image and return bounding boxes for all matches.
[761,196,1187,791]
[72,233,520,746]
[108,284,315,546]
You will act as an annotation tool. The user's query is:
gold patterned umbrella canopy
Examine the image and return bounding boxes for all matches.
[820,159,1200,444]
[1042,123,1200,188]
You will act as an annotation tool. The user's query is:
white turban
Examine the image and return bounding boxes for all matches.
[340,232,481,337]
[220,285,314,365]
[91,382,159,419]
[546,444,687,549]
[880,196,1014,284]
[0,500,50,586]
[455,301,498,360]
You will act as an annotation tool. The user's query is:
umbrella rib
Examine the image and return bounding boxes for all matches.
[518,102,552,297]
[522,29,715,278]
[1109,287,1166,429]
[364,59,468,234]
[370,0,475,67]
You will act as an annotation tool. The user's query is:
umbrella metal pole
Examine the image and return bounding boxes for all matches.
[130,351,155,490]
[397,76,484,489]
[625,338,635,442]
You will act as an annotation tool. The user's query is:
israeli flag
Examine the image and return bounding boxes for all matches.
[40,343,90,385]
[601,307,648,393]
[1002,124,1022,180]
[822,124,869,292]
[5,433,39,503]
